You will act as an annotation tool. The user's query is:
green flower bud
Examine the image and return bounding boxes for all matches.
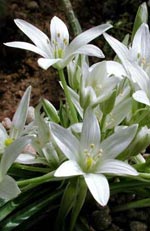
[118,126,150,160]
[42,98,60,123]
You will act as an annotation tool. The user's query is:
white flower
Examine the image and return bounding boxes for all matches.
[104,23,150,73]
[131,23,150,72]
[4,16,112,70]
[80,61,120,109]
[103,24,150,106]
[0,136,32,202]
[0,86,38,164]
[51,108,138,206]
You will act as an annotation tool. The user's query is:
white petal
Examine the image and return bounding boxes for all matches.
[133,90,150,106]
[0,175,20,201]
[98,159,138,176]
[0,124,8,153]
[54,160,83,177]
[80,108,101,152]
[105,61,127,78]
[126,62,149,91]
[105,97,132,129]
[73,44,104,58]
[103,33,130,62]
[84,173,110,206]
[10,86,31,139]
[0,136,32,178]
[104,33,150,91]
[15,153,36,164]
[132,23,150,61]
[50,16,69,47]
[4,42,48,57]
[100,125,138,159]
[96,77,118,101]
[38,58,61,70]
[68,122,83,134]
[89,61,107,81]
[51,122,80,160]
[80,85,97,107]
[14,19,52,56]
[66,24,112,57]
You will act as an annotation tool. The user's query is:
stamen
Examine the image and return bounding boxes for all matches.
[63,38,68,45]
[90,143,95,149]
[57,32,60,37]
[84,149,88,154]
[97,148,103,157]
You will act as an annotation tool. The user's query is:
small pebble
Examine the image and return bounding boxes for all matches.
[91,209,112,231]
[2,117,12,129]
[130,221,147,231]
[26,106,35,124]
[27,1,39,10]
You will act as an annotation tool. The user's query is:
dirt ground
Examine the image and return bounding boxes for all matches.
[0,0,145,121]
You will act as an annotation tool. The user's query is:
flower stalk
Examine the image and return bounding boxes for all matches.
[58,69,78,123]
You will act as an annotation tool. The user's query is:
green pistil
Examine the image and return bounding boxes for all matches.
[86,156,94,170]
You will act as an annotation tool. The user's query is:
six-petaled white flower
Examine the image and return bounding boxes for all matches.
[4,16,112,70]
[51,108,138,206]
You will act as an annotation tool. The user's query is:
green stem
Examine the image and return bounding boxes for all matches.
[12,163,50,173]
[17,171,59,188]
[58,69,78,123]
[113,198,150,212]
[60,0,82,36]
[100,114,107,140]
[139,172,150,179]
[110,180,150,194]
[133,108,150,124]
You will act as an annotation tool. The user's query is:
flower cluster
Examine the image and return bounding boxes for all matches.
[1,2,150,230]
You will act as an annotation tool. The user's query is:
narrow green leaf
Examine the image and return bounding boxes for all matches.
[70,177,87,231]
[0,189,62,230]
[55,179,77,230]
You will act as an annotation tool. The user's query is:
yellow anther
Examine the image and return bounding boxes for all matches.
[53,40,58,46]
[141,57,146,65]
[97,148,103,157]
[63,38,68,45]
[4,138,13,147]
[90,143,95,148]
[57,33,60,37]
[99,148,103,153]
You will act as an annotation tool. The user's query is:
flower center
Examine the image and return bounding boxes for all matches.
[83,144,103,172]
[52,33,69,58]
[137,53,150,70]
